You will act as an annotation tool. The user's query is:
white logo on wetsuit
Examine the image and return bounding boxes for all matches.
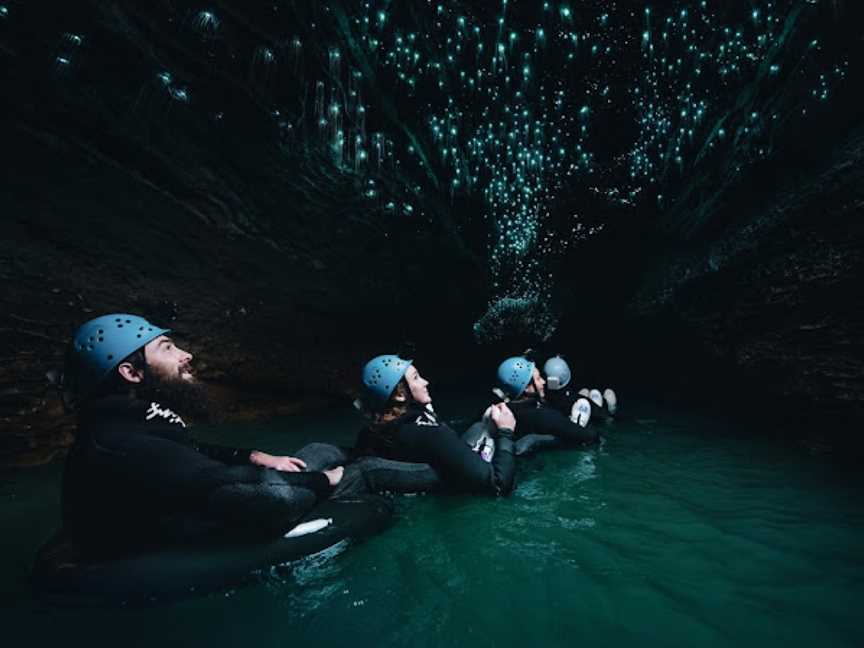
[471,431,495,463]
[415,410,439,427]
[145,401,187,428]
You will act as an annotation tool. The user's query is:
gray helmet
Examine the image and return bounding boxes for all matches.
[543,355,571,391]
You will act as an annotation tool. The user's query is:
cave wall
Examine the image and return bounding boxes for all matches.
[550,121,864,430]
[0,133,482,463]
[0,2,491,464]
[635,128,863,416]
[0,122,483,466]
[2,1,862,463]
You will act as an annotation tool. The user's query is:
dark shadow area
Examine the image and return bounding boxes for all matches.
[2,0,862,463]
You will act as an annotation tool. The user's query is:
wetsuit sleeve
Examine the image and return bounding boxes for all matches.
[191,440,253,465]
[97,431,330,534]
[402,424,515,496]
[545,390,575,417]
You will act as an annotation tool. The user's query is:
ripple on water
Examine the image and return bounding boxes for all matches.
[2,405,863,648]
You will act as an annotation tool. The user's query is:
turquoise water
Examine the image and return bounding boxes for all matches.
[1,400,862,647]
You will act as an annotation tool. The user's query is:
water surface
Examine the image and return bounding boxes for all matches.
[1,399,861,647]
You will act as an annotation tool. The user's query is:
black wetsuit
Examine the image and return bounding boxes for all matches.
[545,386,615,422]
[353,404,515,496]
[61,394,333,556]
[508,397,600,451]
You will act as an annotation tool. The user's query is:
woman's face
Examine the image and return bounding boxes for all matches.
[404,365,432,405]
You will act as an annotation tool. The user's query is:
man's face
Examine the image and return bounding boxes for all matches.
[523,366,546,400]
[143,335,194,383]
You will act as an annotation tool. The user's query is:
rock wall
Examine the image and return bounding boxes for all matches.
[635,126,863,415]
[0,121,482,466]
[2,1,861,463]
[550,122,864,431]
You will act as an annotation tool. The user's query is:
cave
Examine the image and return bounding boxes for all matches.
[1,0,862,643]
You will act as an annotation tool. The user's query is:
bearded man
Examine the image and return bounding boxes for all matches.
[58,313,344,557]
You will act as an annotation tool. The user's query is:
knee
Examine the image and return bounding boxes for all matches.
[294,442,349,471]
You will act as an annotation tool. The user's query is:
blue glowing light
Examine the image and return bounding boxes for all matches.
[285,0,851,340]
[169,87,189,102]
[191,10,220,37]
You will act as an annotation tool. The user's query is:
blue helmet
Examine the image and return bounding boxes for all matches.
[362,354,413,409]
[67,313,169,395]
[496,356,535,399]
[543,355,571,390]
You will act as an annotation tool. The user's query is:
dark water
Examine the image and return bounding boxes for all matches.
[2,400,862,647]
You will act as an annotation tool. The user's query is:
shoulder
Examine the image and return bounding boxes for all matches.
[412,407,441,427]
[509,398,541,414]
[77,395,190,445]
[536,402,567,417]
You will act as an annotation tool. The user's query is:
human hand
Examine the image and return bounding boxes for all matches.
[273,456,307,472]
[490,403,516,430]
[323,466,344,486]
[250,451,307,472]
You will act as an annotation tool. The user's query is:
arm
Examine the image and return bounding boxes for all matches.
[100,431,332,534]
[192,439,253,465]
[544,389,576,418]
[249,450,307,472]
[192,441,318,472]
[192,440,310,472]
[406,423,515,496]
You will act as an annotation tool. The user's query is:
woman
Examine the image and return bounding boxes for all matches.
[353,355,517,496]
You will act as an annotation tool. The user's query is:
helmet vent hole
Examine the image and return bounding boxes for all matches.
[115,318,121,322]
[118,324,123,328]
[137,334,142,338]
[126,319,131,323]
[98,337,104,342]
[107,354,114,360]
[98,329,104,334]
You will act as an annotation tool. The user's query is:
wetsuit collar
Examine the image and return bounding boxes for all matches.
[78,393,188,430]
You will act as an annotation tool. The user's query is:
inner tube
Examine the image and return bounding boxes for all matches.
[32,495,393,607]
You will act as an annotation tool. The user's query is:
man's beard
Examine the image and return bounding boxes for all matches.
[136,373,222,425]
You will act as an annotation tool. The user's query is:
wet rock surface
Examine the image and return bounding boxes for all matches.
[0,125,482,466]
[551,124,864,433]
[639,130,862,411]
